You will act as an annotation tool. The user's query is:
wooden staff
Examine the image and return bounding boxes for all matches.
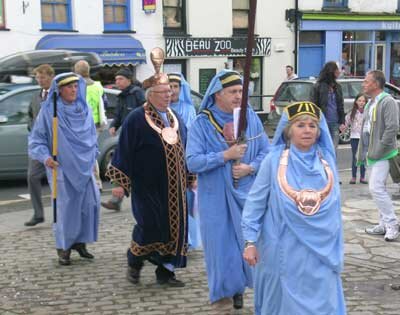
[234,0,257,188]
[52,92,58,223]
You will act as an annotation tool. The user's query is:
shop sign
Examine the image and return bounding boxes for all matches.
[381,21,400,30]
[166,37,271,58]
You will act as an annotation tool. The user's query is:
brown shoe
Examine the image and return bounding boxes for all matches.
[101,200,121,211]
[57,249,71,266]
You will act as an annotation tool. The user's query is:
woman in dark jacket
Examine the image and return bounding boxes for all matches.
[311,61,346,150]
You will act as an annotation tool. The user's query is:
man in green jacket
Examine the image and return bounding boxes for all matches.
[74,60,106,191]
[360,70,399,241]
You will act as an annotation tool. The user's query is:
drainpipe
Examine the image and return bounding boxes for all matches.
[294,0,299,73]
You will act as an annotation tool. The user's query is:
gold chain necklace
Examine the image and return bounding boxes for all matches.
[277,149,334,216]
[145,106,180,145]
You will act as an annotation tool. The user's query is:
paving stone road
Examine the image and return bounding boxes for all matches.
[0,170,399,315]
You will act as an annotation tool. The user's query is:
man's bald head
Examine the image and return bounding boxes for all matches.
[74,60,90,78]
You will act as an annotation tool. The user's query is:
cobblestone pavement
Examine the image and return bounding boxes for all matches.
[0,170,400,315]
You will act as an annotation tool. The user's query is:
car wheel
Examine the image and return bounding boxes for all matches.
[339,126,351,145]
[100,145,116,179]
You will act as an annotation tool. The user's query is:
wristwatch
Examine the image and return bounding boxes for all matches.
[244,240,256,248]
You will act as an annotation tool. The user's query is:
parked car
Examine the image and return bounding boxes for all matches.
[266,78,400,143]
[0,83,119,180]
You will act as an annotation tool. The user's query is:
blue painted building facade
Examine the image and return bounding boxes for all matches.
[299,15,400,87]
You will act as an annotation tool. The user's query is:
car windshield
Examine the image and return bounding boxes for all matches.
[275,82,313,102]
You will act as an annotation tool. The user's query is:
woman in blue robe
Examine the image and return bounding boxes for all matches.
[186,70,270,307]
[242,102,346,314]
[29,73,100,265]
[168,73,201,250]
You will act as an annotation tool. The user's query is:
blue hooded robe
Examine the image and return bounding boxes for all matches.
[242,109,346,314]
[186,70,270,302]
[29,73,100,250]
[169,73,201,250]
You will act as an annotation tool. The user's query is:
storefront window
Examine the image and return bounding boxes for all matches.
[299,32,323,45]
[230,56,263,111]
[390,43,400,87]
[342,43,372,77]
[375,31,386,41]
[343,31,371,42]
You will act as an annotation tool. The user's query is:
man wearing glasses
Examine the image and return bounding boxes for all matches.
[105,52,194,287]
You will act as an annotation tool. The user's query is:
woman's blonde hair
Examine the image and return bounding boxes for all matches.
[283,114,320,146]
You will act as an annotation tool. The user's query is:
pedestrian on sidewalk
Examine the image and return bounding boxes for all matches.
[101,68,145,211]
[285,65,298,81]
[242,101,346,315]
[186,70,270,309]
[74,60,107,192]
[344,93,368,184]
[311,61,346,152]
[29,73,100,265]
[360,70,400,241]
[106,48,193,287]
[24,64,54,227]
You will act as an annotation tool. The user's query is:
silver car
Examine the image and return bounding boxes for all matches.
[267,78,400,143]
[0,83,119,180]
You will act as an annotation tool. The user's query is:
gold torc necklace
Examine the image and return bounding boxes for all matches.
[145,106,179,145]
[277,149,334,216]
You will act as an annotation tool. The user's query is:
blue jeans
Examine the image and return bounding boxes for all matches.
[327,122,340,156]
[350,138,365,179]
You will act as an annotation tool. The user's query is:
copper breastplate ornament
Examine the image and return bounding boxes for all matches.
[277,149,334,216]
[145,107,179,145]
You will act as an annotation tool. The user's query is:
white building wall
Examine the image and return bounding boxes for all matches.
[349,0,397,13]
[299,0,398,12]
[1,0,294,112]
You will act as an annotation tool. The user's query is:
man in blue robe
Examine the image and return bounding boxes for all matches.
[186,70,270,309]
[29,73,100,266]
[168,73,201,249]
[106,55,193,287]
[242,102,346,314]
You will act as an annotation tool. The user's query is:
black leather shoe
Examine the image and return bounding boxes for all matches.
[233,293,243,309]
[71,243,94,259]
[57,249,71,266]
[156,276,185,287]
[101,201,121,211]
[24,217,44,226]
[127,266,141,284]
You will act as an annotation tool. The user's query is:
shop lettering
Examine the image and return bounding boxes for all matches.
[186,40,211,52]
[215,40,232,52]
[381,22,400,30]
[166,37,271,57]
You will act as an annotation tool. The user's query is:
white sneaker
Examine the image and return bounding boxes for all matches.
[365,224,386,235]
[384,224,400,242]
